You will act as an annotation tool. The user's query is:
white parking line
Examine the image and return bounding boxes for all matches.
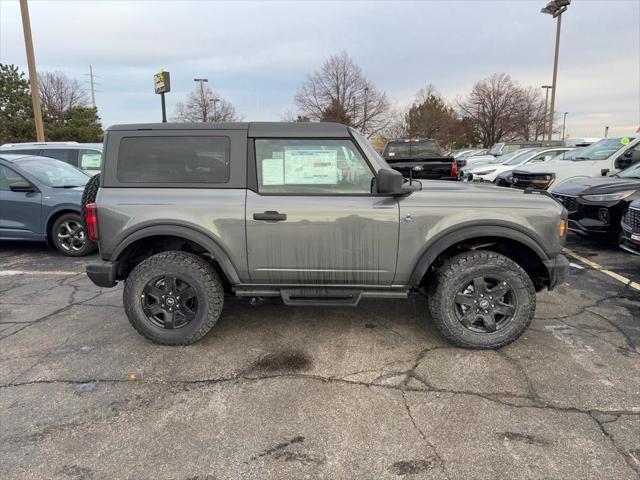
[563,248,640,292]
[0,270,81,277]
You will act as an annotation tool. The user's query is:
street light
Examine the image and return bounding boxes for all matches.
[541,0,571,141]
[561,112,568,140]
[209,97,220,122]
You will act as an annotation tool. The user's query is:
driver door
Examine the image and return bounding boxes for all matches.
[245,138,399,285]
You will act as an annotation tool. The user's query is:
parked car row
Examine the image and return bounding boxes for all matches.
[382,135,640,256]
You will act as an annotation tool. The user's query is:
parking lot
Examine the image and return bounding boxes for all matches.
[0,236,639,480]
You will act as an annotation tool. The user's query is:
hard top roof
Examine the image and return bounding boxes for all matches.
[106,122,351,138]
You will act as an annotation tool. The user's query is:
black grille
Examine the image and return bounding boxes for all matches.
[552,193,579,213]
[622,207,640,232]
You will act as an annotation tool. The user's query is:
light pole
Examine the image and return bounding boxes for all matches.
[210,98,220,122]
[541,0,571,141]
[541,85,552,141]
[561,112,568,140]
[194,78,209,121]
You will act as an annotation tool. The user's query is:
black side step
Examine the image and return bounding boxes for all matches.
[281,289,362,307]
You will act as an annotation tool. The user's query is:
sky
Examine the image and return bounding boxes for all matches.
[1,0,639,138]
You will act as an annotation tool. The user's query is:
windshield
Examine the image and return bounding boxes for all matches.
[501,148,537,166]
[572,137,635,161]
[617,162,640,178]
[489,143,504,156]
[550,148,583,161]
[17,158,90,187]
[384,140,442,159]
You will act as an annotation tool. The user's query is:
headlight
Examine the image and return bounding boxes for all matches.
[531,174,554,188]
[581,190,636,202]
[474,169,497,176]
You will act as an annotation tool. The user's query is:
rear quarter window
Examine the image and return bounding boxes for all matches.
[116,136,230,183]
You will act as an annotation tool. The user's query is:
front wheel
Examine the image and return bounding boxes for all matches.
[51,213,96,257]
[428,251,536,349]
[123,251,224,345]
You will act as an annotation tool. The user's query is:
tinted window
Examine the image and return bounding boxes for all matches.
[383,140,441,159]
[0,165,25,191]
[79,149,102,169]
[39,148,76,165]
[255,139,374,194]
[117,136,230,183]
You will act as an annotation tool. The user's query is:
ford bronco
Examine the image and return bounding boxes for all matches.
[84,122,569,349]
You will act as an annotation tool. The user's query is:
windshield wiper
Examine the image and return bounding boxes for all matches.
[52,185,82,188]
[572,157,589,160]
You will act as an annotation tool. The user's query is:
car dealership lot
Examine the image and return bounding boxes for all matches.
[1,238,639,480]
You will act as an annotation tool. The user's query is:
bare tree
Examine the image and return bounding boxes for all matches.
[294,51,390,137]
[457,73,524,147]
[38,71,89,123]
[174,83,239,123]
[512,86,546,141]
[378,108,408,142]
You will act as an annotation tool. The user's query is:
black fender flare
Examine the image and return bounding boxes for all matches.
[409,224,550,286]
[111,224,241,284]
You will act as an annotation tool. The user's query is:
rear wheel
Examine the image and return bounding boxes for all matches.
[51,213,96,257]
[123,251,224,345]
[428,251,536,349]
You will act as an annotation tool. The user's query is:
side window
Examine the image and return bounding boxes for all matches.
[255,139,374,194]
[78,149,102,170]
[117,136,230,184]
[0,149,40,156]
[0,165,25,191]
[39,149,76,166]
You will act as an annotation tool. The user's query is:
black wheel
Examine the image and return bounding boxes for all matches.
[50,213,96,257]
[123,251,224,345]
[428,251,536,349]
[81,173,100,227]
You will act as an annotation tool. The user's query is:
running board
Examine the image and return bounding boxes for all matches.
[281,289,362,306]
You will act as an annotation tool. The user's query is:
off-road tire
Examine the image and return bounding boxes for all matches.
[50,212,96,257]
[428,250,536,349]
[81,173,100,227]
[123,251,224,345]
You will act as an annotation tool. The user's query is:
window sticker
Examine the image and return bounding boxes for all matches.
[80,153,101,168]
[621,137,630,146]
[283,149,338,185]
[262,157,284,185]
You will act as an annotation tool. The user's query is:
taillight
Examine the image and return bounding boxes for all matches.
[450,160,458,178]
[84,203,99,241]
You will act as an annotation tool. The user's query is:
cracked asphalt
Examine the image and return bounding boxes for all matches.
[1,236,639,480]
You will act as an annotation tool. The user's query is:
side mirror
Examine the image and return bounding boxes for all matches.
[9,181,36,193]
[377,168,404,195]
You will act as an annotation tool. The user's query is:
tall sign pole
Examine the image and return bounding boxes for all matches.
[154,70,171,122]
[19,0,44,141]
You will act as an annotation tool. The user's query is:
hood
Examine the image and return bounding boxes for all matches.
[411,179,524,197]
[552,176,640,196]
[514,159,591,175]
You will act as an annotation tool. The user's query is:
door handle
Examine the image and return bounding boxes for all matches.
[253,211,287,221]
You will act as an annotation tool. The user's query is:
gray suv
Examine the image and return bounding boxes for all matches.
[85,122,569,349]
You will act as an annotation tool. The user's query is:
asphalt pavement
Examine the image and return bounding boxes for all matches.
[1,236,639,479]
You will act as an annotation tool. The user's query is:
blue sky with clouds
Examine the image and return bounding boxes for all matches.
[1,0,638,138]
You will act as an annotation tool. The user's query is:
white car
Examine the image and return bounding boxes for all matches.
[0,141,102,175]
[465,147,573,183]
[511,137,640,192]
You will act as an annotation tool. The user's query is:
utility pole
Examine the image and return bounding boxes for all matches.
[362,86,369,137]
[19,0,44,141]
[561,112,568,140]
[604,126,609,138]
[194,78,209,121]
[542,85,552,141]
[88,65,96,108]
